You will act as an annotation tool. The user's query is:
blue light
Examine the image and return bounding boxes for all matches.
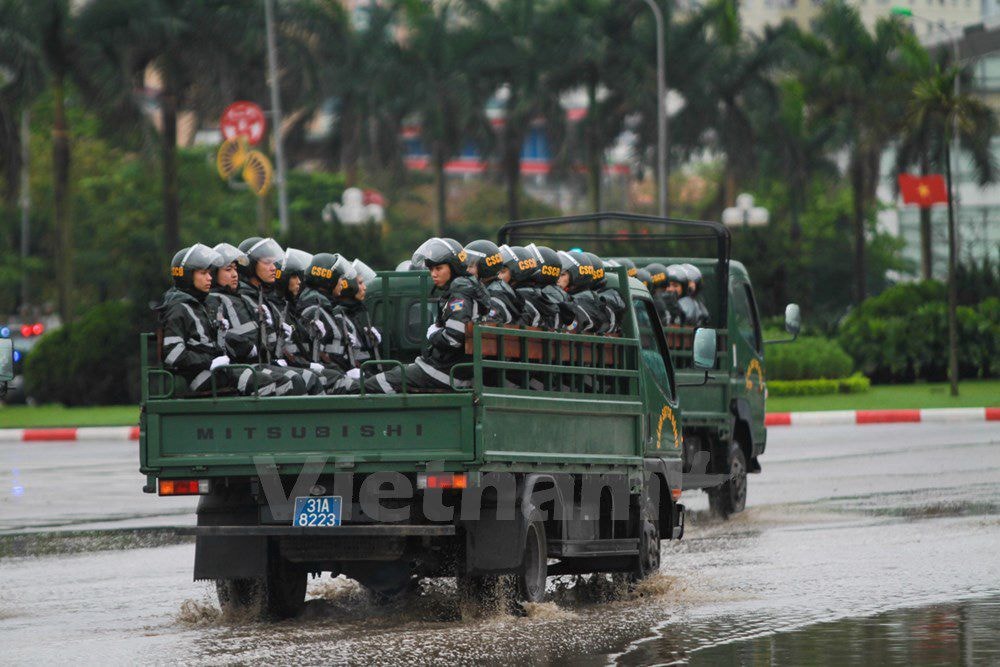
[12,350,21,363]
[0,327,8,338]
[569,247,583,253]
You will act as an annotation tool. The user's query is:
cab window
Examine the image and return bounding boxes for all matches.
[634,299,675,398]
[731,282,762,352]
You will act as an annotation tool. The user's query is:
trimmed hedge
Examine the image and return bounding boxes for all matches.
[768,373,871,397]
[838,282,1000,383]
[765,335,854,381]
[25,300,143,406]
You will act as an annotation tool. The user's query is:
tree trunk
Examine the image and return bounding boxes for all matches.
[503,126,522,221]
[432,143,446,237]
[849,155,867,304]
[586,78,602,212]
[52,73,72,321]
[919,156,933,280]
[161,86,180,252]
[944,142,959,397]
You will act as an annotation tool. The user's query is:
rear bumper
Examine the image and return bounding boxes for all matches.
[181,524,456,537]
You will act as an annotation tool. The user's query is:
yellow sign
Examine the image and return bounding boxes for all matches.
[216,137,249,180]
[655,405,681,450]
[242,150,273,197]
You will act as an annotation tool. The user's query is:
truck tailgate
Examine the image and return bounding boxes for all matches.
[141,394,476,476]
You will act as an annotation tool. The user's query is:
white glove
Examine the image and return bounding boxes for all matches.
[275,359,288,367]
[348,331,360,348]
[427,323,441,338]
[281,322,293,338]
[260,306,273,326]
[371,327,382,344]
[219,317,231,331]
[250,345,258,358]
[346,368,361,380]
[309,362,324,373]
[210,355,230,370]
[314,319,327,337]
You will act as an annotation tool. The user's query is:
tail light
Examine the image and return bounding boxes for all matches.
[158,479,209,495]
[416,473,468,490]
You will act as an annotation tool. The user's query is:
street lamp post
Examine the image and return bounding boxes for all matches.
[640,0,668,218]
[892,7,962,397]
[721,193,769,229]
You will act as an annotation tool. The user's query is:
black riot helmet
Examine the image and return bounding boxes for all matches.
[615,258,638,278]
[508,246,540,287]
[341,258,377,298]
[306,252,355,294]
[558,250,595,292]
[634,268,652,288]
[171,243,224,290]
[530,244,562,287]
[645,263,669,291]
[275,248,313,298]
[463,240,504,282]
[411,237,469,278]
[666,264,689,295]
[584,252,606,288]
[237,237,283,282]
[681,263,703,293]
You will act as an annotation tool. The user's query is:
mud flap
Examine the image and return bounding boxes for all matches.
[462,515,525,576]
[194,536,268,581]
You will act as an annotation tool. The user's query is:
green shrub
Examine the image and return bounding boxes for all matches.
[25,301,143,406]
[765,335,854,381]
[839,283,1000,383]
[768,373,871,397]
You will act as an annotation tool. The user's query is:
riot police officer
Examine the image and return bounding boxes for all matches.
[645,262,672,323]
[364,238,490,394]
[680,263,710,326]
[557,250,608,334]
[291,252,359,394]
[334,258,382,371]
[586,252,624,334]
[634,267,652,289]
[527,244,567,330]
[465,240,522,324]
[664,264,690,325]
[159,244,302,397]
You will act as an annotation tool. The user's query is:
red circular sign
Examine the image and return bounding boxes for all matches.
[220,102,266,145]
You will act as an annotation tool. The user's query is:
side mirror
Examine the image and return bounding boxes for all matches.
[693,328,717,370]
[0,338,13,382]
[785,303,801,336]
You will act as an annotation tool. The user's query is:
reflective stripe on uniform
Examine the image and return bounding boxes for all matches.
[445,319,465,333]
[180,304,211,344]
[164,344,184,365]
[237,368,254,392]
[376,373,397,394]
[415,357,470,388]
[163,336,183,345]
[191,369,212,390]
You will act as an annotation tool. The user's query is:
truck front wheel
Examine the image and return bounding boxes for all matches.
[708,442,747,519]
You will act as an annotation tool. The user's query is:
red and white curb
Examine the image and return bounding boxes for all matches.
[0,426,140,442]
[765,407,1000,427]
[0,408,996,441]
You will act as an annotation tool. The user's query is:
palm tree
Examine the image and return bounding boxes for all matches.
[466,0,567,220]
[77,0,256,253]
[894,52,997,280]
[905,62,997,397]
[802,2,914,304]
[0,0,84,321]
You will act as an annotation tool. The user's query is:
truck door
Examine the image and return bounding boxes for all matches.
[633,299,682,455]
[729,279,766,449]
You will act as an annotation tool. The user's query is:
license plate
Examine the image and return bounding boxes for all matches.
[292,496,342,527]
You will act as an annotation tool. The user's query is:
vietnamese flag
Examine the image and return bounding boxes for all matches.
[898,174,949,208]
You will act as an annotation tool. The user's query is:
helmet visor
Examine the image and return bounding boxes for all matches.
[182,243,224,271]
[411,238,453,267]
[213,243,248,267]
[246,238,284,265]
[332,254,356,281]
[282,248,313,274]
[353,259,378,284]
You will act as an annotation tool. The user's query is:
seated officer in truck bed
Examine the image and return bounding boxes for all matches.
[157,244,303,397]
[364,237,491,394]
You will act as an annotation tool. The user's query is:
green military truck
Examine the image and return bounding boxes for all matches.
[139,229,717,618]
[500,213,800,518]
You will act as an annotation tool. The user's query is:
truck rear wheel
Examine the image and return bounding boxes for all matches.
[708,442,747,519]
[517,520,547,603]
[215,556,307,620]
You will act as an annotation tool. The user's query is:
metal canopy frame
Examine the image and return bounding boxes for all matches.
[498,212,732,329]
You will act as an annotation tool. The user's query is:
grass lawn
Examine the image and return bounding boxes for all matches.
[767,378,1000,413]
[0,404,139,428]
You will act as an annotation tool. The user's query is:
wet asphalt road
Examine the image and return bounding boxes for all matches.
[1,421,998,664]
